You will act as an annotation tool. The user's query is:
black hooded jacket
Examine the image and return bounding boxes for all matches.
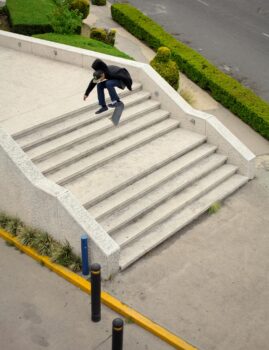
[85,59,133,96]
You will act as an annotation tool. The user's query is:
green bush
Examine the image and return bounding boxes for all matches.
[52,0,82,34]
[111,3,269,140]
[70,0,89,19]
[6,0,56,35]
[92,0,106,5]
[90,27,116,46]
[150,47,179,90]
[34,33,132,59]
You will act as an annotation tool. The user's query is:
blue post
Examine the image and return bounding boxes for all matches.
[81,234,89,275]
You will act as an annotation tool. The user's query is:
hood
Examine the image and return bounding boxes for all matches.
[91,59,108,74]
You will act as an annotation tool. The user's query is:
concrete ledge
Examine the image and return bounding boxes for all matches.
[0,128,120,279]
[0,228,198,350]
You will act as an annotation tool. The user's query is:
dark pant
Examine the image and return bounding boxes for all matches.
[97,79,123,107]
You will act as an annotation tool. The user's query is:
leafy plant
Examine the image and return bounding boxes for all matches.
[51,240,82,272]
[90,27,116,46]
[92,0,106,6]
[0,212,10,228]
[18,226,38,246]
[208,202,221,214]
[70,0,89,19]
[32,231,59,256]
[51,0,82,34]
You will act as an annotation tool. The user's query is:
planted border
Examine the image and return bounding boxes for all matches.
[111,4,269,140]
[0,212,82,272]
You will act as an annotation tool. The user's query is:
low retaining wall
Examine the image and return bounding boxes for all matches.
[0,129,120,279]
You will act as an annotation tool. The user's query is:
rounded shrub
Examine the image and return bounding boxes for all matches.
[70,0,89,19]
[90,27,107,42]
[107,28,116,46]
[90,27,116,46]
[150,47,179,90]
[92,0,106,6]
[154,46,171,62]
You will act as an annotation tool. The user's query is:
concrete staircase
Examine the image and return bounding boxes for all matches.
[13,84,248,270]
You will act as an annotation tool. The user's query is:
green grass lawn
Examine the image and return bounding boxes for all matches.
[7,0,56,25]
[34,33,134,60]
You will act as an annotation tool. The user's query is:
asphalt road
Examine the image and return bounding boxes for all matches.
[128,0,269,102]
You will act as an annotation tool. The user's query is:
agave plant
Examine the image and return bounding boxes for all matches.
[0,212,9,229]
[5,217,24,236]
[51,240,82,272]
[17,226,38,247]
[32,231,58,256]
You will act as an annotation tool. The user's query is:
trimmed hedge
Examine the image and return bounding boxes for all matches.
[70,0,89,19]
[90,27,116,46]
[111,4,269,140]
[34,33,133,59]
[150,47,179,90]
[6,0,56,35]
[92,0,106,6]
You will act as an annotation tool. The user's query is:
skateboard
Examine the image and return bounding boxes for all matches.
[111,102,124,126]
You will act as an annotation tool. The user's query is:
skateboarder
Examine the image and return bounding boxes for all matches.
[83,58,133,115]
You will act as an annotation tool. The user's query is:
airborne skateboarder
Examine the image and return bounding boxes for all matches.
[83,59,133,125]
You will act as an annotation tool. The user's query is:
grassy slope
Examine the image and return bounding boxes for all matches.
[34,33,134,60]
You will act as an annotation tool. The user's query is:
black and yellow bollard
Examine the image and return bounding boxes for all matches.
[91,263,101,322]
[112,318,124,350]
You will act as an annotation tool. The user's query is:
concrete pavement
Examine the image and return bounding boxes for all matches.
[0,238,173,350]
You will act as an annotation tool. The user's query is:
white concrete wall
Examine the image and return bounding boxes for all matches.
[0,128,120,279]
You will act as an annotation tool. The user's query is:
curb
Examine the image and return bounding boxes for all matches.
[0,228,198,350]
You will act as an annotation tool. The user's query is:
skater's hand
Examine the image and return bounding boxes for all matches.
[83,95,88,101]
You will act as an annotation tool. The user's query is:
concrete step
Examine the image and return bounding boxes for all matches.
[37,103,166,174]
[65,128,207,208]
[100,153,227,234]
[48,118,180,185]
[25,91,152,160]
[113,164,238,248]
[90,144,218,220]
[119,173,248,270]
[12,82,142,141]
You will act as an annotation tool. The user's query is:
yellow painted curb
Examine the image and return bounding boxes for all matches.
[0,228,198,350]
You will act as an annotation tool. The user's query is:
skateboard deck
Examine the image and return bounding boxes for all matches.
[111,102,124,126]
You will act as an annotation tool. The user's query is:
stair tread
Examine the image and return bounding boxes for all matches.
[119,174,248,270]
[90,143,218,219]
[100,153,227,234]
[65,128,206,206]
[47,118,180,185]
[113,164,237,247]
[37,107,168,173]
[25,91,152,158]
[13,82,142,140]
